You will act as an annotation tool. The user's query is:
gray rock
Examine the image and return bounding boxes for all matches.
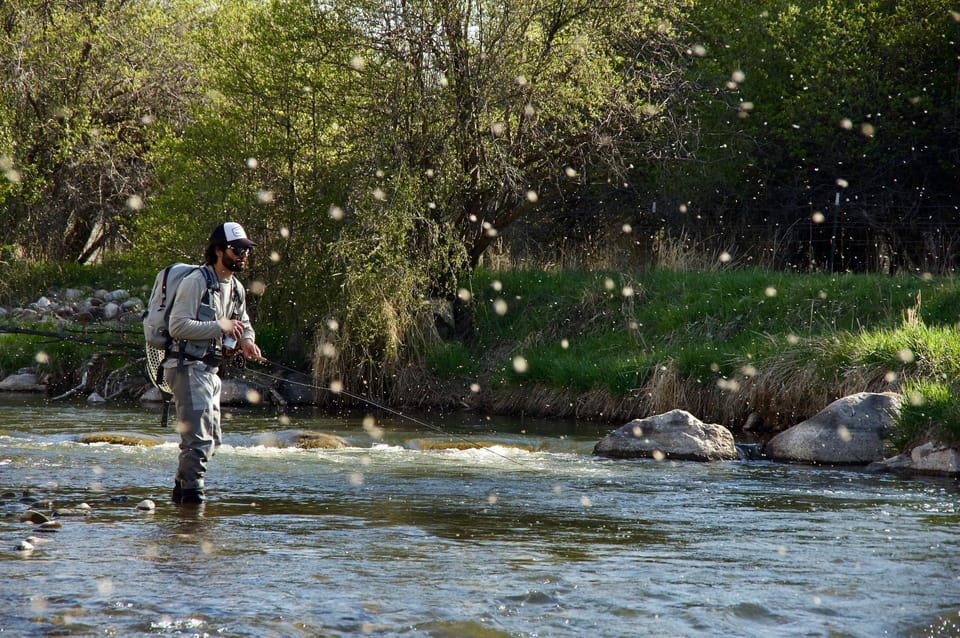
[136,499,156,511]
[54,505,92,517]
[140,386,165,403]
[64,288,85,301]
[14,308,39,321]
[221,379,260,405]
[593,409,739,461]
[0,373,47,392]
[764,392,900,464]
[108,289,130,302]
[102,302,120,320]
[34,296,51,309]
[867,442,960,477]
[121,298,144,312]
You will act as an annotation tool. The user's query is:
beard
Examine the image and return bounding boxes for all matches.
[223,253,246,272]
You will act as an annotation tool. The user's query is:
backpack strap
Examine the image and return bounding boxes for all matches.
[158,266,174,309]
[229,275,243,318]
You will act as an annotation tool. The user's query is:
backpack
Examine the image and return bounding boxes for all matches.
[142,263,218,350]
[142,263,219,426]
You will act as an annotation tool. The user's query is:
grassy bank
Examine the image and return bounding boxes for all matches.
[2,260,959,450]
[425,268,960,448]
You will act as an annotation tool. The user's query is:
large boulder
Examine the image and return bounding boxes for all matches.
[593,409,739,462]
[0,372,47,392]
[866,442,960,477]
[764,392,900,464]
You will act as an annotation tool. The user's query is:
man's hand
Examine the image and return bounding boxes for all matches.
[240,337,263,362]
[218,318,245,341]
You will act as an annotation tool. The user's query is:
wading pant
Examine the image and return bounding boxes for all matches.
[165,361,222,491]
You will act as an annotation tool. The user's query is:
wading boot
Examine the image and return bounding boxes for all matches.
[171,480,182,504]
[179,488,206,505]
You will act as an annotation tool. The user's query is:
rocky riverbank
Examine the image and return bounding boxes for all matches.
[0,286,148,325]
[0,286,312,407]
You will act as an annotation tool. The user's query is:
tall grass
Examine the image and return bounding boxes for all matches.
[456,267,960,444]
[5,255,960,450]
[894,379,960,448]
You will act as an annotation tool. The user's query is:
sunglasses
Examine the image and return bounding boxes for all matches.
[228,244,252,257]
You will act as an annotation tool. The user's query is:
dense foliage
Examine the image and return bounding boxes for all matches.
[675,0,960,273]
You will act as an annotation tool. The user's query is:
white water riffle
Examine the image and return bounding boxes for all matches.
[0,396,957,637]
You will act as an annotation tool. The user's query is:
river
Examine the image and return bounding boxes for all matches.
[1,394,957,637]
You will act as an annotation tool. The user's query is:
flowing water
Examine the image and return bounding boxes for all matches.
[1,394,958,637]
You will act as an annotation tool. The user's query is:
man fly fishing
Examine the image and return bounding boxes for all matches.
[164,222,263,504]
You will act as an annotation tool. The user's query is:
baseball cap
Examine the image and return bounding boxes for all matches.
[210,222,256,248]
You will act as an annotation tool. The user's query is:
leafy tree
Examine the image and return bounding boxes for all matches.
[141,0,695,388]
[677,0,960,272]
[340,0,694,267]
[0,0,205,262]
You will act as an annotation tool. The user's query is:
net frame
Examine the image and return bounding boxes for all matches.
[144,343,172,395]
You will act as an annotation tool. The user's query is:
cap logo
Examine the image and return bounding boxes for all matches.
[224,222,248,240]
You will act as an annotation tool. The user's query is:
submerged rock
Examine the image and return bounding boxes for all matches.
[19,510,50,524]
[593,409,739,462]
[867,442,960,477]
[256,430,349,449]
[54,504,92,517]
[409,439,534,452]
[764,392,900,464]
[77,432,165,447]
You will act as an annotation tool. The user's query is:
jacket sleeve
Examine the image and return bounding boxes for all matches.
[168,271,222,341]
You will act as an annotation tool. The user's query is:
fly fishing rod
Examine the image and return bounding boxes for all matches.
[238,356,527,467]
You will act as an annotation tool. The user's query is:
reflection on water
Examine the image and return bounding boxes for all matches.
[0,396,958,637]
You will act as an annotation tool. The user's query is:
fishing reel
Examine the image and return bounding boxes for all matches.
[223,347,245,368]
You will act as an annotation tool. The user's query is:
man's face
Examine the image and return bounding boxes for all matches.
[221,244,251,272]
